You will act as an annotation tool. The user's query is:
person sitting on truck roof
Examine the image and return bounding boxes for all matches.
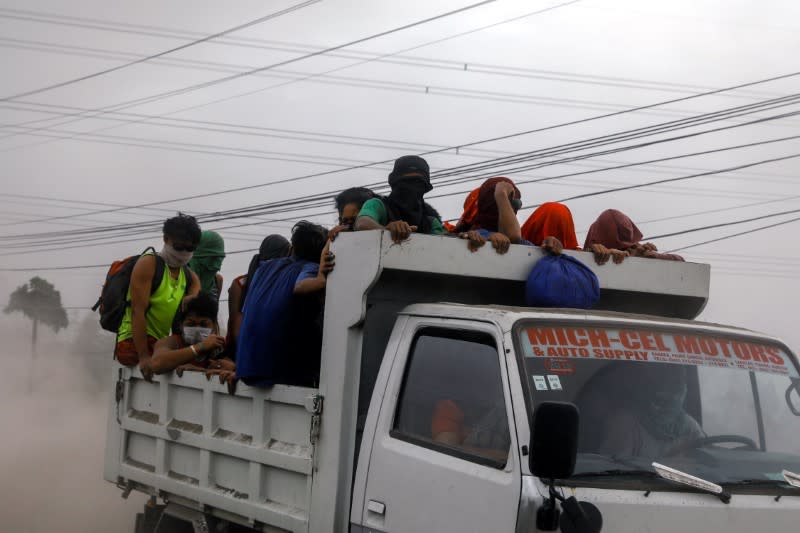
[453,187,480,232]
[226,234,291,356]
[453,177,524,254]
[115,213,202,380]
[584,209,685,265]
[145,292,234,379]
[235,221,334,388]
[598,364,704,457]
[521,202,580,255]
[187,230,226,302]
[354,155,447,242]
[329,187,377,241]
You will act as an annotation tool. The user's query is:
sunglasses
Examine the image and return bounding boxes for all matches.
[510,198,523,213]
[172,242,197,252]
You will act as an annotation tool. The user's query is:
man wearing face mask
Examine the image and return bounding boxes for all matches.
[147,292,232,377]
[599,364,705,457]
[115,214,201,380]
[354,155,447,242]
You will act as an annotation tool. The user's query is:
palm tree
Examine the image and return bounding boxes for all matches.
[4,276,68,392]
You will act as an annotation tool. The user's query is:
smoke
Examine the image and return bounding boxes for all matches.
[0,313,145,532]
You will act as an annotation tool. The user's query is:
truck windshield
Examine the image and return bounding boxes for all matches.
[515,321,800,493]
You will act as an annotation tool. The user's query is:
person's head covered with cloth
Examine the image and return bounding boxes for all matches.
[521,202,579,251]
[584,209,685,265]
[354,155,446,242]
[188,230,226,299]
[454,177,525,255]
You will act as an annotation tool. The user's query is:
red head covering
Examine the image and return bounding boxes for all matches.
[453,187,481,233]
[471,177,520,232]
[521,202,580,250]
[583,209,643,250]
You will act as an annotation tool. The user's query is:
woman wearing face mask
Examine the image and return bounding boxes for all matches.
[454,177,527,255]
[115,214,202,381]
[146,292,234,378]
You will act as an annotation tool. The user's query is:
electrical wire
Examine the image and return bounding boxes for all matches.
[0,0,498,143]
[669,215,800,253]
[0,0,321,101]
[5,79,799,230]
[645,208,800,240]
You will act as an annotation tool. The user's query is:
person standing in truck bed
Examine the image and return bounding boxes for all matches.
[115,214,201,379]
[226,234,291,356]
[188,230,226,301]
[235,221,335,388]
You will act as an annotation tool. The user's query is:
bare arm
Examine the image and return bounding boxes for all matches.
[129,255,157,378]
[494,182,523,243]
[215,273,224,296]
[187,270,201,297]
[150,334,225,374]
[294,241,335,295]
[227,280,244,340]
[354,215,383,231]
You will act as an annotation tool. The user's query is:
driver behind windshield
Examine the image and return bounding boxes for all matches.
[599,365,705,457]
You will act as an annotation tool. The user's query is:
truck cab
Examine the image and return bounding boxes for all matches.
[104,231,800,532]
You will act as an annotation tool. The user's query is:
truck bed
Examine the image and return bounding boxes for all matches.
[104,366,318,532]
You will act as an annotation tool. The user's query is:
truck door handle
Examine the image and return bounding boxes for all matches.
[367,500,386,516]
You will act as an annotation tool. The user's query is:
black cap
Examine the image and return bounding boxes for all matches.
[389,155,430,181]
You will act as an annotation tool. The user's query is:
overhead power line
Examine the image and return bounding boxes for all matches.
[670,216,800,253]
[3,144,800,255]
[0,0,321,101]
[543,152,800,208]
[0,0,498,144]
[645,208,800,239]
[5,204,800,270]
[0,6,781,100]
[4,71,799,230]
[3,100,799,247]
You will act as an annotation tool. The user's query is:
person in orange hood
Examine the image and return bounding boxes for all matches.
[521,202,579,255]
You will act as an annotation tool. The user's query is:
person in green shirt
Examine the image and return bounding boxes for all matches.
[355,155,448,242]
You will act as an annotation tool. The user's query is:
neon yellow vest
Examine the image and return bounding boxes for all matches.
[117,254,187,342]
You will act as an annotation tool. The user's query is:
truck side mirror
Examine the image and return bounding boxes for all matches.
[530,401,579,479]
[531,402,601,533]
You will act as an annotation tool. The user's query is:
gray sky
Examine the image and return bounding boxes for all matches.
[1,0,799,351]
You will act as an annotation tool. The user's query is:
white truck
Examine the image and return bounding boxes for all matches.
[104,231,800,532]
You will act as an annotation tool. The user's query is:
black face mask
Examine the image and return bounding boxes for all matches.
[387,177,432,232]
[393,179,430,198]
[510,198,522,213]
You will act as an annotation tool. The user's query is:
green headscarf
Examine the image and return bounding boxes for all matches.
[188,230,226,295]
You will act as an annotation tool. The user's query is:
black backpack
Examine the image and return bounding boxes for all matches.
[92,247,192,333]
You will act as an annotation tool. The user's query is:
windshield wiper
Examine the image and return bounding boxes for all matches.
[652,462,731,504]
[784,470,800,489]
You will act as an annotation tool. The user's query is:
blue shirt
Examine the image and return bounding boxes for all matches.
[236,257,323,387]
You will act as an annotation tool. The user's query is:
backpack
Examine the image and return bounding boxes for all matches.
[92,247,193,333]
[525,254,600,309]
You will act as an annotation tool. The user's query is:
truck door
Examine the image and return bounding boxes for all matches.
[358,320,521,533]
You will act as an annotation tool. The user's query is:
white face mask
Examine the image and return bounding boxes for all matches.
[160,244,194,267]
[182,326,212,346]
